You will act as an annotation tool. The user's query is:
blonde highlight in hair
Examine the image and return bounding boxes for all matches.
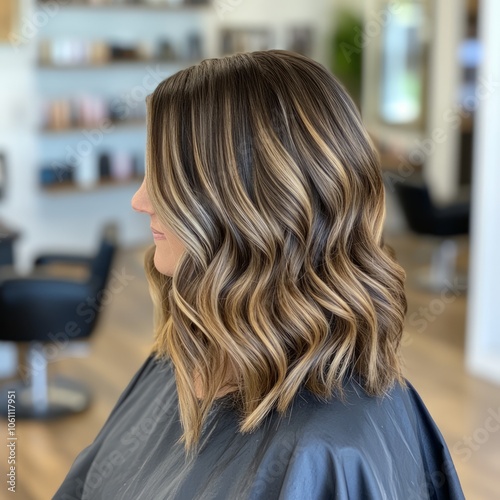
[143,50,407,453]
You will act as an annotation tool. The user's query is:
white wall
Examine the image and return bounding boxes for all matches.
[425,0,466,203]
[0,0,37,273]
[465,0,500,384]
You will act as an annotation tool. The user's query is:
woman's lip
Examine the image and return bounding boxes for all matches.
[151,227,166,239]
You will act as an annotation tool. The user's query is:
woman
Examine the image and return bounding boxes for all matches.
[54,50,464,499]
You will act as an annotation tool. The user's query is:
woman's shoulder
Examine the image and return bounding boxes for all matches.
[263,378,465,500]
[283,377,435,450]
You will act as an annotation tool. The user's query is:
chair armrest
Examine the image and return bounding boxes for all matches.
[34,254,92,267]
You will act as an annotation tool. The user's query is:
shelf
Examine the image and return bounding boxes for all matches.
[40,119,146,135]
[37,58,200,70]
[37,1,210,10]
[40,176,144,193]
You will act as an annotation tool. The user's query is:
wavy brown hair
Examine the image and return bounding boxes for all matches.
[143,49,407,453]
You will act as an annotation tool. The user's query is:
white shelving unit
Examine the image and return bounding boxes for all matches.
[36,0,210,192]
[28,0,213,257]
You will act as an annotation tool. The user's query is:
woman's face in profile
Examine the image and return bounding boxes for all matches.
[131,179,185,276]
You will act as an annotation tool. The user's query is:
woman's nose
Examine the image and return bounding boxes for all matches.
[131,179,154,215]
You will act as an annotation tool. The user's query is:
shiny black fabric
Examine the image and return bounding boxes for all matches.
[54,354,465,500]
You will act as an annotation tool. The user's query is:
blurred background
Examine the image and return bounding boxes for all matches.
[0,0,499,498]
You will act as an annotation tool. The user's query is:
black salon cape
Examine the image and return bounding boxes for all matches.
[53,354,465,500]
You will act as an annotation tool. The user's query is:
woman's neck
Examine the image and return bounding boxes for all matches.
[193,368,238,400]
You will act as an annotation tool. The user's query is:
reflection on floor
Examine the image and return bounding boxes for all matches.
[0,233,499,500]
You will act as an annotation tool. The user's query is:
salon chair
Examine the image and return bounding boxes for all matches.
[393,180,469,291]
[0,222,119,418]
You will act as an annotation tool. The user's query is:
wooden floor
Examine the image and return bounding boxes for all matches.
[1,233,499,500]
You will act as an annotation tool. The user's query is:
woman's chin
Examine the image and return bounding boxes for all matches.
[153,252,174,277]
